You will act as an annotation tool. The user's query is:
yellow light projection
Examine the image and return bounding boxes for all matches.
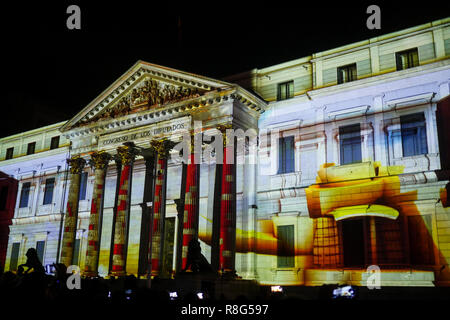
[199,162,409,254]
[196,161,449,286]
[305,162,403,221]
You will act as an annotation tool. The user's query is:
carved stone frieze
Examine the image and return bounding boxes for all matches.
[82,78,202,125]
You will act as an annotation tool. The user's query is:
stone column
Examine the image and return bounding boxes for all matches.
[108,155,122,274]
[138,148,156,277]
[60,155,86,267]
[181,135,200,270]
[111,143,138,276]
[218,124,236,273]
[149,139,174,276]
[84,151,111,277]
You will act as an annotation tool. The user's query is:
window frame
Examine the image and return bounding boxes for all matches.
[78,172,88,201]
[9,242,21,271]
[26,142,36,155]
[72,238,81,266]
[5,147,14,160]
[277,80,294,101]
[400,112,428,157]
[277,224,295,268]
[339,123,362,165]
[50,136,60,150]
[277,135,295,174]
[395,48,419,71]
[19,182,31,208]
[36,240,46,264]
[337,63,357,84]
[43,177,55,205]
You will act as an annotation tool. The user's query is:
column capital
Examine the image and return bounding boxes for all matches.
[89,151,112,170]
[67,155,86,174]
[150,138,175,159]
[117,142,139,165]
[216,123,233,147]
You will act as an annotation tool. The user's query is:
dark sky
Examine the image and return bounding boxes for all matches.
[2,1,449,138]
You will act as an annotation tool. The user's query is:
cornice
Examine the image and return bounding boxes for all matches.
[63,86,266,139]
[307,60,450,99]
[0,121,67,143]
[0,146,69,167]
[310,21,450,62]
[12,213,62,226]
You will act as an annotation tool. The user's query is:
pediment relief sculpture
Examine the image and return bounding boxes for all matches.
[81,78,204,126]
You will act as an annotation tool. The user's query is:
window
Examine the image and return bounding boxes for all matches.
[277,81,294,101]
[79,172,88,200]
[396,48,419,71]
[339,124,362,165]
[27,142,36,155]
[401,113,428,157]
[277,225,295,268]
[50,136,60,150]
[43,178,55,205]
[0,186,8,211]
[36,240,45,263]
[5,147,14,160]
[337,63,357,84]
[278,136,295,174]
[19,182,31,208]
[342,219,365,266]
[10,243,20,271]
[72,239,81,266]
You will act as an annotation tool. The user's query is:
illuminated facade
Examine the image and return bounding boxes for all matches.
[1,19,449,287]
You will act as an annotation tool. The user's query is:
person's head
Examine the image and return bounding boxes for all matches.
[26,248,37,258]
[25,248,43,266]
[189,239,200,247]
[26,248,38,259]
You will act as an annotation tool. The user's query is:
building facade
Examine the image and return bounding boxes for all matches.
[0,171,18,270]
[1,18,449,286]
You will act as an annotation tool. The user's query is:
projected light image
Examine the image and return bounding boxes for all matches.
[196,161,449,286]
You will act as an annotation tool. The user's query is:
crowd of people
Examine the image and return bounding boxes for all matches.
[0,248,187,308]
[1,248,446,317]
[1,247,357,318]
[0,247,287,310]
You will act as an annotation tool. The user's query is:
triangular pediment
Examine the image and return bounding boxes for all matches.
[60,61,233,132]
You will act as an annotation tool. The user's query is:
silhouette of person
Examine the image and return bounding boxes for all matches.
[183,239,213,274]
[184,239,201,273]
[18,248,45,274]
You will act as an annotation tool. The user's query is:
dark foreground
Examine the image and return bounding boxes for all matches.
[1,270,449,317]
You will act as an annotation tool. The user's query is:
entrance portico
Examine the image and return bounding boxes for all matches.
[58,61,266,277]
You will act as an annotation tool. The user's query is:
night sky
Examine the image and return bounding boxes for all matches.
[2,1,449,138]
